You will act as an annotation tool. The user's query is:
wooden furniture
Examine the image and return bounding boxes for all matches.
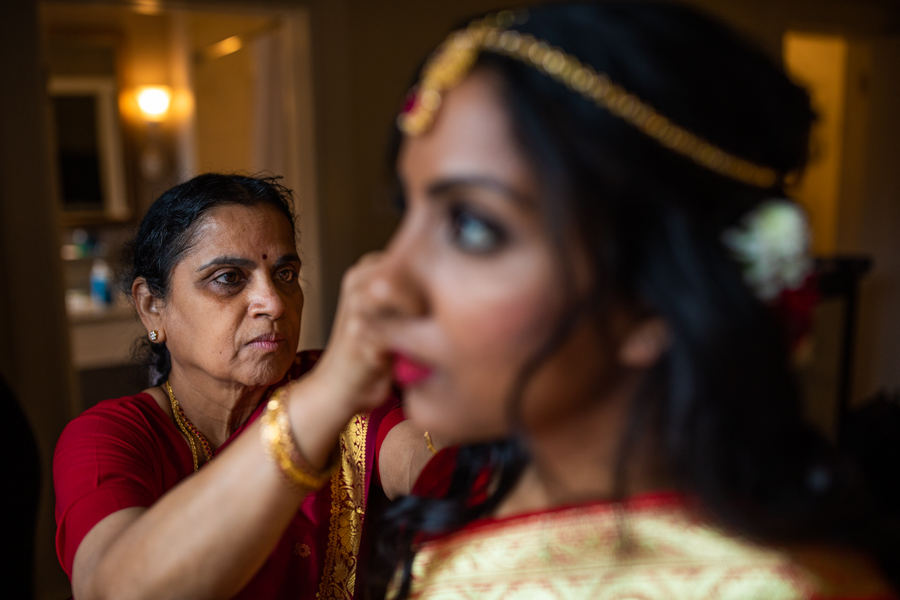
[814,255,873,439]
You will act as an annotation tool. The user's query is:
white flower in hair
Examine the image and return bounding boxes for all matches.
[722,200,812,301]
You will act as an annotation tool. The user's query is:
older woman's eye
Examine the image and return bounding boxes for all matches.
[277,268,298,283]
[450,206,506,253]
[213,271,242,286]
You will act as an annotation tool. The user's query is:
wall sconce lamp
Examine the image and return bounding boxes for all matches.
[135,86,171,180]
[136,86,171,122]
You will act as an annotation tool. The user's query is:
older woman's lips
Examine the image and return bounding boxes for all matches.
[247,333,286,352]
[393,353,433,387]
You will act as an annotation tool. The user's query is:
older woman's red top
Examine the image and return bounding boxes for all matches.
[53,350,401,599]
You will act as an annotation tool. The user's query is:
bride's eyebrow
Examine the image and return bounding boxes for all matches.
[427,176,535,207]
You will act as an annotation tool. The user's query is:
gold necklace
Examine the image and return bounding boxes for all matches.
[165,381,213,472]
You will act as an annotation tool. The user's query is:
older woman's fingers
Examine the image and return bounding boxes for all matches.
[340,251,427,322]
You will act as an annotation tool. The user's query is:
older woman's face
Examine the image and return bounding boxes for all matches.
[159,203,303,389]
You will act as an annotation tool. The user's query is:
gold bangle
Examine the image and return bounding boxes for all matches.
[424,431,437,455]
[260,386,338,492]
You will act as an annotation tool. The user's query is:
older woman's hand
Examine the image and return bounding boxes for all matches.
[304,252,398,415]
[280,252,404,472]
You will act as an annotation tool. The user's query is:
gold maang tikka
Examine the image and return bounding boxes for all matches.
[397,10,783,189]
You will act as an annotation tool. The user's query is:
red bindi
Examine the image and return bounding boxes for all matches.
[262,254,267,260]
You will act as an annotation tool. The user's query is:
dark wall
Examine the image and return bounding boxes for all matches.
[0,1,78,598]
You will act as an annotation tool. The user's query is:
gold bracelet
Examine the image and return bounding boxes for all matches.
[260,386,338,493]
[424,431,437,455]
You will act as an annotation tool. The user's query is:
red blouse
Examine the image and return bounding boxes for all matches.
[53,351,399,599]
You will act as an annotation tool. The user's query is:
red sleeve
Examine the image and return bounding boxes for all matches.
[411,446,491,506]
[372,404,406,487]
[53,401,174,576]
[411,447,458,498]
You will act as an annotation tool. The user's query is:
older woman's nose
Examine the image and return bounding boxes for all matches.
[248,276,288,319]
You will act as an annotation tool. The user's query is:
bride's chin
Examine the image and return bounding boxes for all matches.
[402,390,444,434]
[404,394,506,446]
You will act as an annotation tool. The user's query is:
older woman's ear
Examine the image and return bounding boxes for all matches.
[132,277,166,343]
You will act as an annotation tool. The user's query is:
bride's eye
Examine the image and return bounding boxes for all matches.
[450,205,507,254]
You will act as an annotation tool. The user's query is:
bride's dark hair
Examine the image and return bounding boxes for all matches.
[373,2,898,597]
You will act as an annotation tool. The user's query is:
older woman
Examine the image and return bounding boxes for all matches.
[53,174,432,600]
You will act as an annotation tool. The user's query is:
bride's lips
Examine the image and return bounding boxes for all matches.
[247,332,286,352]
[392,352,433,387]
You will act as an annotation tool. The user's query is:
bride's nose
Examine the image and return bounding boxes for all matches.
[363,231,429,321]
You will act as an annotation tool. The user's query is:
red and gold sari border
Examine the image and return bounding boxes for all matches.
[317,412,370,599]
[450,488,689,541]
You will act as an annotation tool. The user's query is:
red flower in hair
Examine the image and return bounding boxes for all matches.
[770,273,819,355]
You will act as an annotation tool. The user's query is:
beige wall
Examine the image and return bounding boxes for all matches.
[841,36,900,400]
[784,32,848,256]
[192,13,268,173]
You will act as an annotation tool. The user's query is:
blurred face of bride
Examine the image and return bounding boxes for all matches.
[377,67,631,445]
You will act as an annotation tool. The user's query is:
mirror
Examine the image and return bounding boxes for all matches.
[47,34,130,224]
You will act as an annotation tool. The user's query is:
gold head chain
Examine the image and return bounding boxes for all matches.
[398,10,783,189]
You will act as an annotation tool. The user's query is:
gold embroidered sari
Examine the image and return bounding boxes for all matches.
[316,412,372,599]
[395,493,892,600]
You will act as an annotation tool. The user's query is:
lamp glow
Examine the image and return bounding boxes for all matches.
[136,86,171,121]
